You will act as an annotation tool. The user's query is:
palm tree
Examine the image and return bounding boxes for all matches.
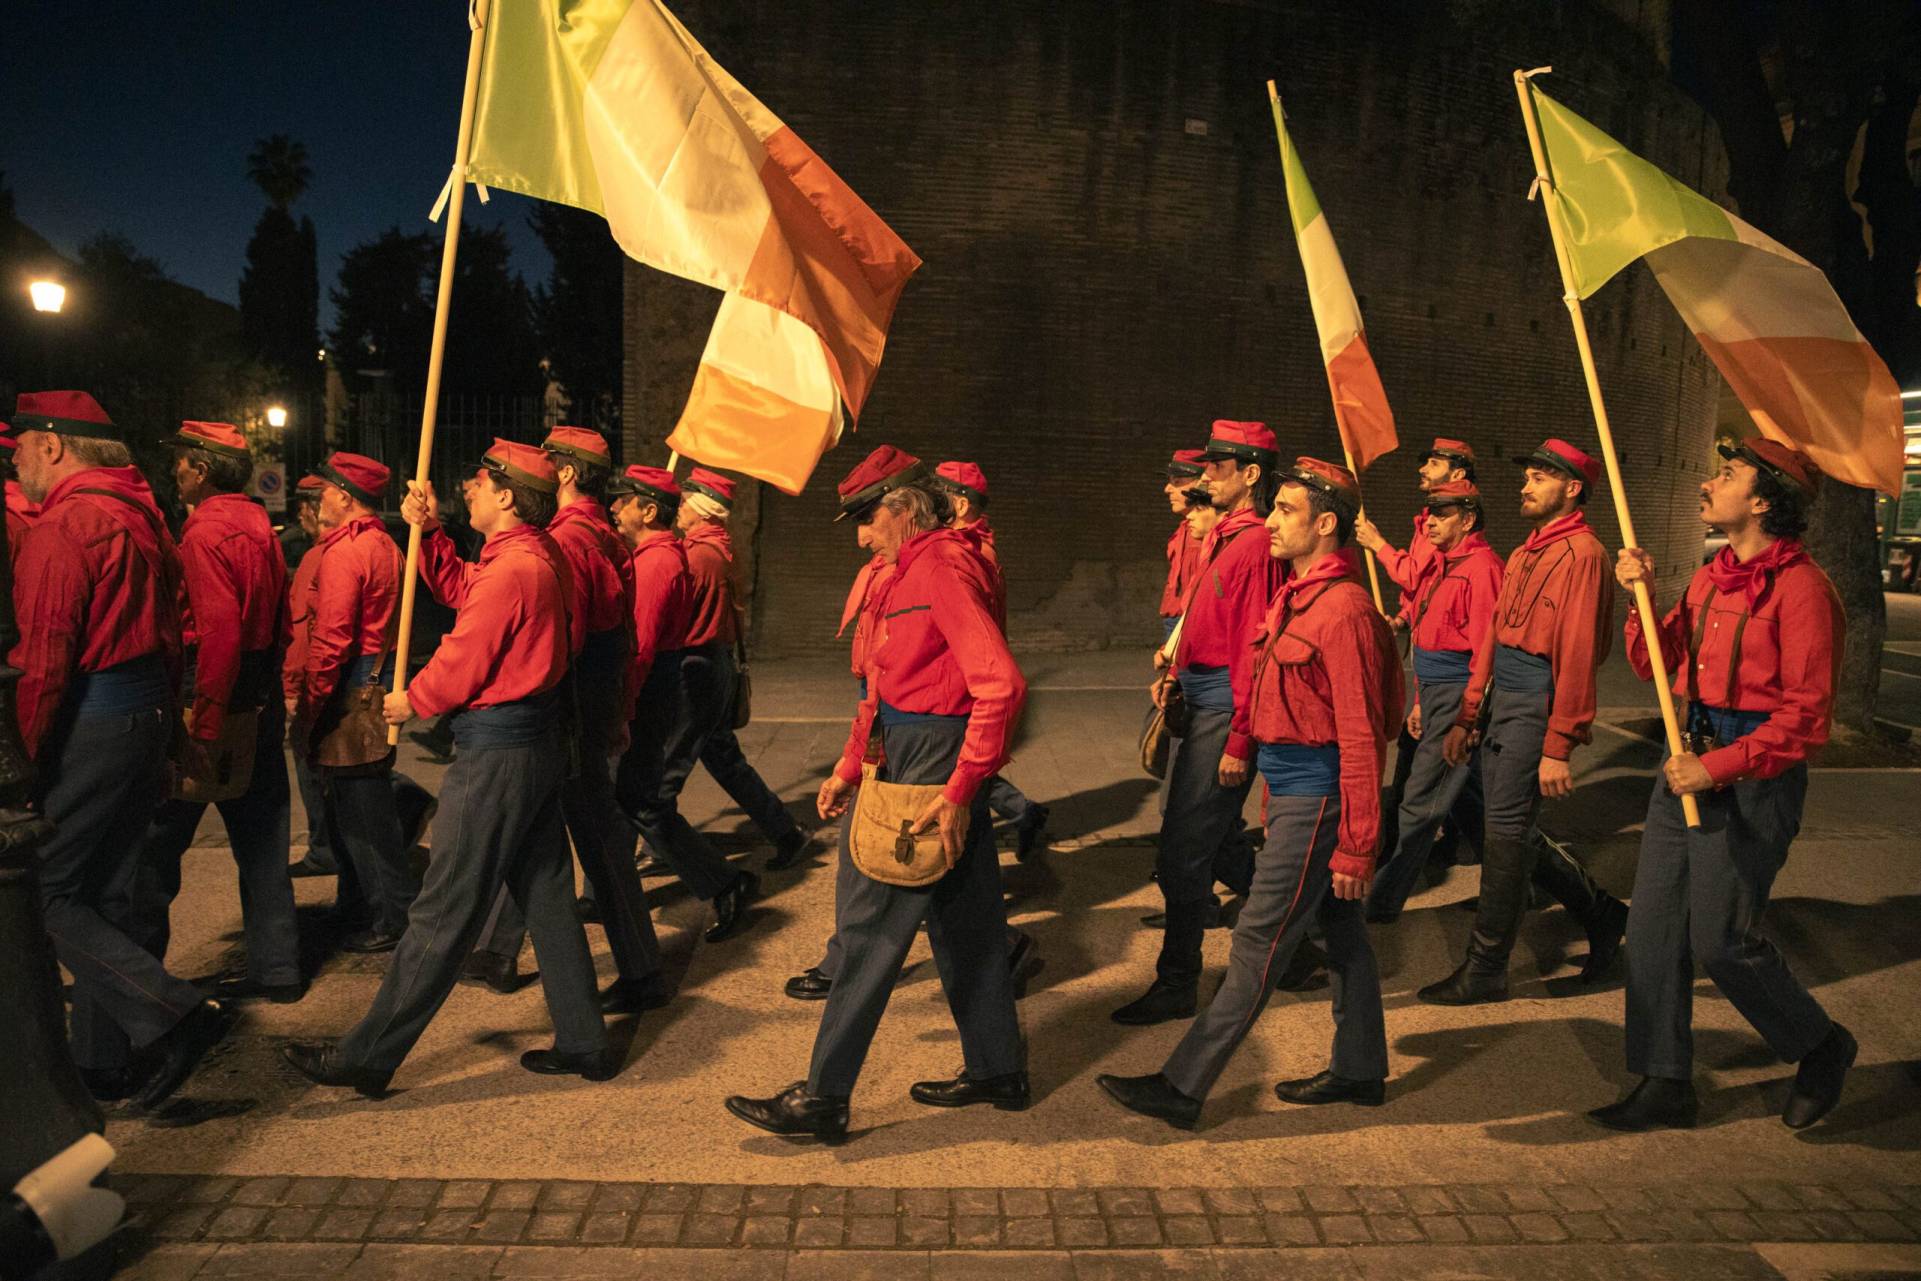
[246,135,312,210]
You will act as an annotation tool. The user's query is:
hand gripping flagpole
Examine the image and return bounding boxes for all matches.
[1513,67,1700,828]
[1265,81,1386,616]
[388,0,492,745]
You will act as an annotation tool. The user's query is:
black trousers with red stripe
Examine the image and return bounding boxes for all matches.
[1161,791,1387,1102]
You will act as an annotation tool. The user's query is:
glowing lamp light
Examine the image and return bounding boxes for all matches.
[29,280,66,313]
[265,405,288,429]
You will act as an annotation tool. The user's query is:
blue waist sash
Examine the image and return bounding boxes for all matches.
[1412,646,1473,685]
[1177,664,1234,713]
[450,687,561,750]
[1687,701,1770,745]
[1256,743,1340,796]
[1160,616,1179,642]
[1492,644,1554,694]
[577,626,628,675]
[856,676,868,701]
[876,698,967,728]
[69,654,170,718]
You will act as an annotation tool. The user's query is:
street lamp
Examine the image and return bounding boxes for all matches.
[27,281,65,314]
[265,404,288,430]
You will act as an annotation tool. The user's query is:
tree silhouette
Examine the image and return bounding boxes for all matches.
[246,134,312,211]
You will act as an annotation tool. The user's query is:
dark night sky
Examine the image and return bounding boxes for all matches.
[2,1,550,327]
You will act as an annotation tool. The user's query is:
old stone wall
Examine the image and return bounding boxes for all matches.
[624,0,1728,655]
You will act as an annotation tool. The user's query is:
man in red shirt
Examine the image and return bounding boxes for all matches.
[467,428,666,1013]
[138,421,300,1002]
[1593,440,1854,1132]
[1159,449,1208,641]
[1114,421,1281,1027]
[283,441,609,1093]
[1422,439,1627,1005]
[10,391,231,1111]
[726,447,1028,1142]
[1100,459,1399,1128]
[288,452,417,952]
[1365,479,1504,922]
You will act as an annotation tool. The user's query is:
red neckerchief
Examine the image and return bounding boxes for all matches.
[682,521,732,561]
[1272,549,1351,613]
[1445,530,1493,563]
[1521,508,1590,552]
[317,512,383,550]
[1202,505,1265,560]
[1705,537,1807,609]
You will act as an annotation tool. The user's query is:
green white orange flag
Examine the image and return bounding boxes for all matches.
[1268,89,1398,474]
[463,0,922,494]
[1529,83,1904,495]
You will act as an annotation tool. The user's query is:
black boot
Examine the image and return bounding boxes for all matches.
[599,974,672,1015]
[1095,1072,1201,1130]
[766,829,813,871]
[1579,895,1629,983]
[1783,1022,1856,1130]
[1421,832,1535,1005]
[1587,1076,1698,1131]
[134,1000,239,1111]
[1532,832,1626,981]
[1111,978,1197,1026]
[282,1041,392,1099]
[725,1081,850,1144]
[784,967,833,1001]
[705,871,760,942]
[1275,1070,1385,1107]
[1014,804,1050,862]
[458,950,523,994]
[520,1046,618,1081]
[910,1070,1031,1110]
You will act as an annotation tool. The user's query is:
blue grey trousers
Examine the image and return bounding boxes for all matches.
[324,766,417,937]
[1369,679,1480,916]
[1155,706,1255,987]
[1626,763,1832,1078]
[696,647,801,847]
[806,717,1024,1098]
[616,648,738,901]
[40,707,204,1070]
[1162,791,1387,1100]
[336,727,606,1074]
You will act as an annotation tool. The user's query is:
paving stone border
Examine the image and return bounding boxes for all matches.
[119,1174,1921,1253]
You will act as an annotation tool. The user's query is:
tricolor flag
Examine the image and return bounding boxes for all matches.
[1269,89,1398,474]
[464,0,922,494]
[1530,84,1904,495]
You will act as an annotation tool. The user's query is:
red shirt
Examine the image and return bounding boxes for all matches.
[1406,531,1505,659]
[834,529,1027,805]
[1246,554,1403,872]
[11,467,183,757]
[954,518,1008,629]
[5,479,37,568]
[178,493,289,739]
[548,498,635,639]
[1626,540,1841,784]
[839,554,894,679]
[1457,510,1614,760]
[631,530,695,691]
[283,543,323,703]
[1174,506,1287,759]
[298,514,402,714]
[1160,520,1205,618]
[1374,509,1439,610]
[407,524,575,717]
[680,522,739,649]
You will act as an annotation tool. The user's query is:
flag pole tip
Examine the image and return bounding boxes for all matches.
[1519,65,1552,81]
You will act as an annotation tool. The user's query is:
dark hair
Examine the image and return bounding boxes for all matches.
[1751,467,1809,540]
[1454,461,1478,483]
[487,470,557,527]
[180,445,254,494]
[1432,501,1484,534]
[1242,459,1278,516]
[1299,484,1358,546]
[556,454,610,499]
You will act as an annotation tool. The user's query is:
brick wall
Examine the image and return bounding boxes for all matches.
[624,0,1726,656]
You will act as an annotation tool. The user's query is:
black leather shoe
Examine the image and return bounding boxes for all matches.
[599,975,672,1015]
[1014,805,1050,862]
[575,896,602,924]
[766,829,813,871]
[1110,979,1197,1026]
[784,968,833,1001]
[287,856,336,879]
[1273,939,1328,992]
[282,1041,391,1098]
[133,1001,238,1111]
[1096,1072,1201,1130]
[725,1081,849,1144]
[705,871,760,943]
[80,1065,140,1103]
[520,1046,618,1081]
[635,852,673,878]
[1140,896,1222,930]
[1417,960,1508,1006]
[1580,894,1629,983]
[209,976,307,1005]
[1783,1022,1856,1130]
[458,950,521,995]
[340,928,402,955]
[910,1070,1031,1111]
[1587,1076,1698,1132]
[1275,1069,1385,1107]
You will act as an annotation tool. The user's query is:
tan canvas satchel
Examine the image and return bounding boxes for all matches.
[847,762,950,888]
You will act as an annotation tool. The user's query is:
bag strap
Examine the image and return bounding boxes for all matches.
[1158,517,1255,670]
[74,486,179,603]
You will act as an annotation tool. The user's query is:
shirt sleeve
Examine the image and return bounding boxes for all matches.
[629,549,665,697]
[1224,542,1284,760]
[925,553,1027,805]
[179,527,244,740]
[1324,609,1395,874]
[404,559,517,718]
[301,541,359,715]
[415,525,472,608]
[10,523,87,758]
[1623,583,1691,687]
[1700,571,1840,784]
[1373,539,1420,594]
[1544,548,1612,760]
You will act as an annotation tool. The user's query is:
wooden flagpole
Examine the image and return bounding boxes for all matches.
[388,0,491,745]
[1513,67,1699,828]
[1265,81,1386,615]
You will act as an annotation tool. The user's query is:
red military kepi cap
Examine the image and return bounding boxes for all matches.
[612,464,682,507]
[12,391,120,442]
[170,420,251,459]
[1280,456,1363,516]
[1166,448,1206,480]
[1198,420,1279,468]
[309,451,391,507]
[1513,437,1601,492]
[835,445,929,521]
[542,426,612,471]
[1424,477,1482,512]
[475,439,559,494]
[685,467,736,509]
[1422,437,1476,468]
[1719,437,1821,495]
[934,460,988,507]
